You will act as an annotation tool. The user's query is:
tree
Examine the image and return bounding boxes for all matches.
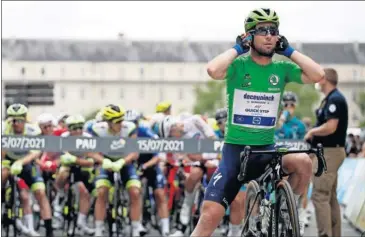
[193,80,225,116]
[284,83,320,121]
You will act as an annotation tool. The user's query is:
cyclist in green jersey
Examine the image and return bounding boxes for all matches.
[190,8,325,237]
[2,104,55,237]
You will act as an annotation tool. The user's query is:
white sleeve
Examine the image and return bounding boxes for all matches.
[191,115,216,138]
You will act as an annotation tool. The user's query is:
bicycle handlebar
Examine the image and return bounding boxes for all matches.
[237,143,327,182]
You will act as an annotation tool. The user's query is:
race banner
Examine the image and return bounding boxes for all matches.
[1,135,311,154]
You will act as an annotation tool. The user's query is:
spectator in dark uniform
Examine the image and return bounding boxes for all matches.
[304,68,348,237]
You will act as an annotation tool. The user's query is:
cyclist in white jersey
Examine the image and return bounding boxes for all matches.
[158,115,218,236]
[89,104,145,237]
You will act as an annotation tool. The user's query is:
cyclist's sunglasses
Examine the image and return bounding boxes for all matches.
[11,118,26,124]
[217,119,227,125]
[40,124,53,130]
[68,123,84,131]
[253,26,279,36]
[284,103,296,108]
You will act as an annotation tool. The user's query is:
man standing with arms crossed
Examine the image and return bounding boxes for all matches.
[190,8,325,237]
[305,68,348,237]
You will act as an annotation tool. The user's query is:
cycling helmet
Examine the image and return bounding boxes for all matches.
[245,8,279,32]
[57,113,69,123]
[156,101,172,113]
[102,104,125,122]
[282,91,298,104]
[7,103,28,117]
[65,115,85,126]
[215,108,227,122]
[37,113,56,125]
[125,109,142,122]
[158,115,177,138]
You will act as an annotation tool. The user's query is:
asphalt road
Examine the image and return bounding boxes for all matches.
[4,203,362,237]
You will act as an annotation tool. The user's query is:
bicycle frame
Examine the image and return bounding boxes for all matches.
[238,143,327,236]
[3,175,21,237]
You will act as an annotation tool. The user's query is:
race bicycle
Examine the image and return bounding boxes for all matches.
[106,170,130,237]
[238,143,327,237]
[2,174,22,237]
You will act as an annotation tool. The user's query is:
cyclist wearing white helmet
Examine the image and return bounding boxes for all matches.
[37,113,56,136]
[159,115,217,237]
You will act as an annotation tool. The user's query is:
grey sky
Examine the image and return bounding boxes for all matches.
[3,1,365,42]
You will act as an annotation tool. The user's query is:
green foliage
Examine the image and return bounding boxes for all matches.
[284,83,320,121]
[193,80,226,116]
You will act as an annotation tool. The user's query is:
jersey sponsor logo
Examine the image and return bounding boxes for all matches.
[241,81,252,88]
[243,93,274,101]
[213,172,222,186]
[269,74,279,86]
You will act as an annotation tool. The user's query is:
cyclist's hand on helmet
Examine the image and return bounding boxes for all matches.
[112,159,126,172]
[233,33,252,55]
[10,161,23,175]
[275,35,295,58]
[102,158,113,170]
[60,153,77,166]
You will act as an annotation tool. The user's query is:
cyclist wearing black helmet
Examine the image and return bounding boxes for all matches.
[275,91,306,140]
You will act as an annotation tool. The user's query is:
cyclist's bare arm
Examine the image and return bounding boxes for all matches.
[85,152,105,164]
[207,49,238,80]
[191,115,217,139]
[75,156,94,167]
[20,151,42,165]
[290,51,325,84]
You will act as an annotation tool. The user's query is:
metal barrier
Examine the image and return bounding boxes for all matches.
[1,135,311,153]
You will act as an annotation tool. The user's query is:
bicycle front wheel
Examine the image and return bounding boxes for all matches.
[275,180,300,237]
[242,180,261,237]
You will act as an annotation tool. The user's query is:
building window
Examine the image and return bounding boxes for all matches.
[178,88,184,100]
[139,87,144,99]
[119,68,125,79]
[120,88,124,99]
[100,88,105,99]
[80,88,85,100]
[60,86,66,99]
[159,87,164,101]
[20,67,26,76]
[140,67,144,79]
[160,68,165,79]
[179,68,184,77]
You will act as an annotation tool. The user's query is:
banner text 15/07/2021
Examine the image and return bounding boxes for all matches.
[1,136,46,150]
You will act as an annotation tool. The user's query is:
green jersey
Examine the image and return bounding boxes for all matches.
[225,55,303,145]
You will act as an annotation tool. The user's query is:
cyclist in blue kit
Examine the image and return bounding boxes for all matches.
[124,109,170,237]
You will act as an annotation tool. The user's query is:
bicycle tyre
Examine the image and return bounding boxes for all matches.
[64,187,77,237]
[274,180,300,237]
[242,180,261,237]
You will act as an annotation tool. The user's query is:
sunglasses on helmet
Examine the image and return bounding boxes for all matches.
[253,26,279,36]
